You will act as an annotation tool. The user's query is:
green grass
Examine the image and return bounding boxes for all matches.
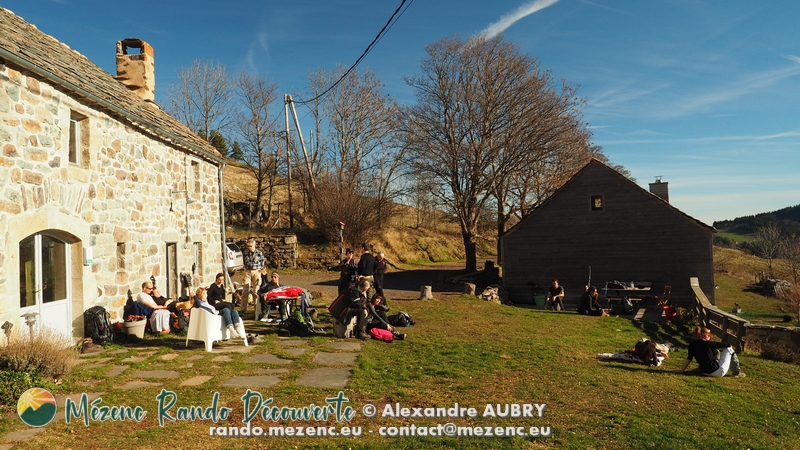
[715,230,755,243]
[3,293,799,449]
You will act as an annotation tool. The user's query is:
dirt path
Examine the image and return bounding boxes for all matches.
[274,260,475,303]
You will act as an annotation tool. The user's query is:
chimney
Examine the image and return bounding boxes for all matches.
[649,176,669,203]
[115,38,157,106]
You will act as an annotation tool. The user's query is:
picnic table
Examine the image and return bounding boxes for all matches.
[603,281,652,310]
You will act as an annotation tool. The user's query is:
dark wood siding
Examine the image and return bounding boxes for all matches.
[501,160,714,307]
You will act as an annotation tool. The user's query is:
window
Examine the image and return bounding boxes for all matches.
[69,111,88,166]
[191,160,201,193]
[591,195,604,211]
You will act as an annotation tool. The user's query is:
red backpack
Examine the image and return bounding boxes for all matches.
[369,327,393,342]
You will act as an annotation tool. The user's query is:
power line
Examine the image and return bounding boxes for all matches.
[295,0,412,105]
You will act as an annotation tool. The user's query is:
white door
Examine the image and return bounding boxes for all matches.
[19,233,72,339]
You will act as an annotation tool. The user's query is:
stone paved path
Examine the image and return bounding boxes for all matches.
[0,328,365,448]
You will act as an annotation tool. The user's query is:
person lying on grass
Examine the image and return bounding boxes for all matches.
[675,326,745,378]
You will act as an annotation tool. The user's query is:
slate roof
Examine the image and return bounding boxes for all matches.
[0,7,222,162]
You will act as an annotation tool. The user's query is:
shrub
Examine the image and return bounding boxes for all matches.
[759,341,800,365]
[0,327,78,379]
[0,369,57,411]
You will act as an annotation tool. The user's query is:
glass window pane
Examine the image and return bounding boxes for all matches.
[19,235,36,308]
[41,235,67,303]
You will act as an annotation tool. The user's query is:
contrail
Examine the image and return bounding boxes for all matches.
[482,0,561,38]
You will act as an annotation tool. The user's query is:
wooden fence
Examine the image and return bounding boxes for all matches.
[689,277,749,351]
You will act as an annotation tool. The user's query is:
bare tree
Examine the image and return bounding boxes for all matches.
[780,234,800,283]
[754,223,784,276]
[304,67,404,242]
[233,72,281,227]
[402,35,604,271]
[164,59,235,142]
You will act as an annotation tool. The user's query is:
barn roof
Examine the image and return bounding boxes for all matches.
[504,158,716,236]
[0,7,223,164]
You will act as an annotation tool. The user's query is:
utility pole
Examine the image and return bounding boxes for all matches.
[285,94,317,191]
[284,95,294,228]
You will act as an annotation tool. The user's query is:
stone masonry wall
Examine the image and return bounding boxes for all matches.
[0,65,223,327]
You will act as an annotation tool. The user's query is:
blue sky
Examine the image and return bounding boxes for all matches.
[4,0,799,225]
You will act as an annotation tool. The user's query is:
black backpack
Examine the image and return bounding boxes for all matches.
[619,297,636,315]
[84,306,113,344]
[280,317,312,337]
[388,311,415,327]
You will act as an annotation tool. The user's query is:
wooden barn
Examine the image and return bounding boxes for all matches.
[500,159,715,308]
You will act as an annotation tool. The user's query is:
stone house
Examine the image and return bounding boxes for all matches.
[500,159,715,307]
[0,8,230,340]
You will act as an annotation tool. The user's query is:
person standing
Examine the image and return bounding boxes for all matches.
[357,243,377,300]
[545,279,565,311]
[241,238,265,312]
[338,248,358,295]
[676,327,745,377]
[374,252,388,301]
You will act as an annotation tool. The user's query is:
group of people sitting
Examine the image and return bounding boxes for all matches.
[544,279,609,316]
[132,273,246,341]
[343,278,405,341]
[332,243,404,341]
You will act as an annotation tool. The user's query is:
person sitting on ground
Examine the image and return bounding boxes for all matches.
[675,326,745,378]
[257,271,284,322]
[207,273,234,311]
[366,294,405,340]
[545,279,565,311]
[577,285,609,317]
[137,281,172,334]
[194,287,246,340]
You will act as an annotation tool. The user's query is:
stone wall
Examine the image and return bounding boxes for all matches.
[263,234,298,270]
[745,324,800,353]
[0,66,224,332]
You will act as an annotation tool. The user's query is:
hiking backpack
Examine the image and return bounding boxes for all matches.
[280,317,312,337]
[619,297,636,315]
[388,311,415,327]
[84,305,113,344]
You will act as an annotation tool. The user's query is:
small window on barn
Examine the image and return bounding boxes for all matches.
[591,195,604,211]
[69,111,89,167]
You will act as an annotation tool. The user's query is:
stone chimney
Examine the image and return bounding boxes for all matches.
[115,38,156,106]
[649,176,669,203]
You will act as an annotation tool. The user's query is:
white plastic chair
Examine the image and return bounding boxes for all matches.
[185,307,248,352]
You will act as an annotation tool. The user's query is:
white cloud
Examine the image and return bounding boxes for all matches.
[481,0,561,39]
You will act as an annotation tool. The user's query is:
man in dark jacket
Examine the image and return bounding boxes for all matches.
[577,286,608,317]
[349,279,371,340]
[357,243,377,300]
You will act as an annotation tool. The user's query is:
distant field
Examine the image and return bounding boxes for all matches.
[715,230,755,243]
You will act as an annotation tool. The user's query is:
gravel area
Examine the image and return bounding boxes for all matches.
[242,261,476,305]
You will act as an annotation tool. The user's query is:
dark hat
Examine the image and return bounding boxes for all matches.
[588,285,597,292]
[346,248,354,253]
